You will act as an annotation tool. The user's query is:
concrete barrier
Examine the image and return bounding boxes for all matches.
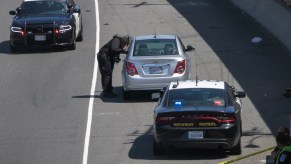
[231,0,291,51]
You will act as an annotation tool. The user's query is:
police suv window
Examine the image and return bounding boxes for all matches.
[162,89,170,107]
[67,0,76,6]
[226,87,234,106]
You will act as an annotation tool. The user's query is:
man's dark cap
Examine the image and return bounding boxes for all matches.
[113,34,131,45]
[121,35,131,45]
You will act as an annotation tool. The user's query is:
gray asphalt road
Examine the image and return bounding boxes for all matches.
[1,0,291,164]
[90,0,291,164]
[0,0,96,164]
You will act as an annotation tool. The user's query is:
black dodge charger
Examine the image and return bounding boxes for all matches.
[9,0,83,52]
[152,80,246,155]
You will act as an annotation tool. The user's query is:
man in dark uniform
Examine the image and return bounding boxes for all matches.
[271,127,291,164]
[97,34,131,98]
[275,131,291,164]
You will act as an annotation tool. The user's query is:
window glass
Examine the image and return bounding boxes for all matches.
[227,87,234,105]
[21,1,68,15]
[178,37,186,51]
[133,39,178,56]
[66,0,76,6]
[167,88,225,107]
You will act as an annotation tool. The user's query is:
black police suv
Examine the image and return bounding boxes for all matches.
[152,80,246,155]
[9,0,83,52]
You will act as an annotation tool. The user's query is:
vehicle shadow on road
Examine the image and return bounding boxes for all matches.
[72,87,159,103]
[127,126,228,160]
[0,40,69,55]
[96,86,160,103]
[0,41,11,54]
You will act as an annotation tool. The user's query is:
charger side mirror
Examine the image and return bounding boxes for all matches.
[235,91,246,98]
[9,10,16,15]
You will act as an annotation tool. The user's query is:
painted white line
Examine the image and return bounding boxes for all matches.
[82,0,100,163]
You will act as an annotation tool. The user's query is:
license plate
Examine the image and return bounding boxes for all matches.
[35,35,46,41]
[149,66,162,74]
[188,131,203,139]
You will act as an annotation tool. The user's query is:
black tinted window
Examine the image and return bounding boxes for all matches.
[21,1,68,15]
[167,88,225,107]
[227,87,235,105]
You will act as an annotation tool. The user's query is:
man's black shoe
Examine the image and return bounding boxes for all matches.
[102,91,118,98]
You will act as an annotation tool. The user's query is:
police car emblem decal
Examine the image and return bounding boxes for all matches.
[279,153,287,162]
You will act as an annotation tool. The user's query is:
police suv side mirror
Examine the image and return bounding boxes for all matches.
[185,45,195,52]
[235,91,246,98]
[10,7,21,15]
[9,10,16,15]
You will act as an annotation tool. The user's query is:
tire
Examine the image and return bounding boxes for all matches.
[68,28,76,50]
[229,139,242,155]
[10,45,19,53]
[123,89,132,100]
[153,137,164,156]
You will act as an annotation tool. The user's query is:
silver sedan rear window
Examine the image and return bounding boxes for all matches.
[133,39,178,56]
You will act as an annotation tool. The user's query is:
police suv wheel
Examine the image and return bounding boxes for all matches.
[10,44,19,53]
[68,30,76,50]
[229,139,242,155]
[153,137,164,155]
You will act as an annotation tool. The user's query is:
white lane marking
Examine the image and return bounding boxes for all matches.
[96,112,120,116]
[82,0,100,163]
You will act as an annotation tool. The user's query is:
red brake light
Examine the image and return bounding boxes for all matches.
[54,29,60,35]
[174,60,186,74]
[126,62,138,76]
[212,100,224,106]
[216,114,236,123]
[156,116,176,124]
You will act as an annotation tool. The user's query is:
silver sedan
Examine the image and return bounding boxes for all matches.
[121,34,195,99]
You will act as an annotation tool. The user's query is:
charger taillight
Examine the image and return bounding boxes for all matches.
[156,116,176,124]
[216,114,236,123]
[174,59,186,74]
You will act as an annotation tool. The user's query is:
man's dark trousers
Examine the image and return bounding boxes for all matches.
[97,51,115,93]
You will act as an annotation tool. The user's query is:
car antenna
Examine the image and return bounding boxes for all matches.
[173,79,179,88]
[194,34,198,86]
